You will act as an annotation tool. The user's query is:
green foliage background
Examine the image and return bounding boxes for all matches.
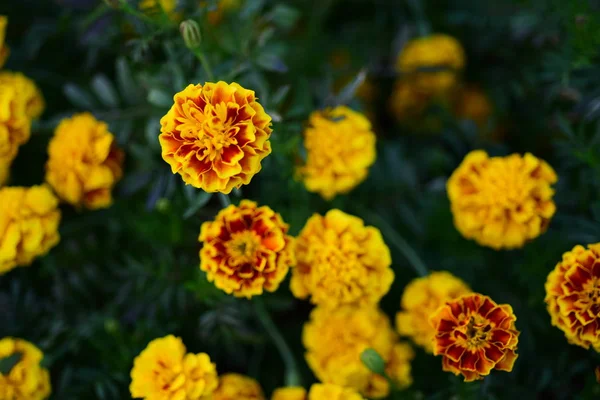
[1,0,600,398]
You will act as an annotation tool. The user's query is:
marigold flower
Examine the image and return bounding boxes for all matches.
[396,271,471,352]
[396,34,465,94]
[297,106,376,200]
[0,16,9,67]
[212,373,264,400]
[0,337,51,400]
[291,209,393,308]
[45,113,124,210]
[199,200,295,298]
[0,185,61,275]
[430,293,520,382]
[271,387,307,400]
[545,243,600,350]
[307,384,363,400]
[159,81,272,194]
[303,305,412,398]
[130,335,218,400]
[447,150,557,249]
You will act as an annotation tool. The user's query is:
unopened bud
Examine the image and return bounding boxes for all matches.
[180,20,202,49]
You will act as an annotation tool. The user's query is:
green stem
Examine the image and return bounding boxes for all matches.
[193,48,215,81]
[218,193,231,208]
[253,297,302,386]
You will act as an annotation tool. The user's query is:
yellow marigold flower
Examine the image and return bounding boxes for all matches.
[0,337,51,400]
[212,373,264,400]
[297,106,376,200]
[453,85,493,133]
[45,112,124,210]
[430,293,520,382]
[396,34,465,94]
[291,209,393,308]
[199,200,295,298]
[271,387,307,400]
[545,243,600,351]
[0,185,61,275]
[159,81,272,194]
[130,335,218,400]
[0,16,9,67]
[396,271,471,353]
[0,72,45,121]
[302,305,412,398]
[307,384,363,400]
[447,150,557,249]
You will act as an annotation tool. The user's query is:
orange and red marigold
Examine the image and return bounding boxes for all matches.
[545,243,600,351]
[159,81,272,194]
[199,200,295,298]
[429,293,519,382]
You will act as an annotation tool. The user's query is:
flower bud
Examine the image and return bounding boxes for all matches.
[180,20,202,49]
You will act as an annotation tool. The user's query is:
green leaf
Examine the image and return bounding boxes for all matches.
[360,348,386,375]
[183,192,213,219]
[91,75,120,108]
[333,68,367,106]
[63,83,97,110]
[147,89,173,108]
[116,57,140,106]
[269,4,301,30]
[0,353,22,375]
[255,53,288,73]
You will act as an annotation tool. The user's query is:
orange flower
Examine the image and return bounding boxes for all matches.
[429,293,519,382]
[545,243,600,350]
[159,81,272,194]
[199,200,295,298]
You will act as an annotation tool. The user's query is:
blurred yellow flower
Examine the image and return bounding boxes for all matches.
[45,113,124,210]
[291,209,393,308]
[0,337,51,400]
[396,271,471,352]
[545,243,600,351]
[159,81,272,194]
[199,200,295,298]
[0,16,9,67]
[453,85,493,133]
[271,387,307,400]
[212,373,264,400]
[307,384,363,400]
[130,335,218,400]
[302,305,413,398]
[139,0,179,20]
[297,106,376,200]
[0,185,61,275]
[447,150,557,249]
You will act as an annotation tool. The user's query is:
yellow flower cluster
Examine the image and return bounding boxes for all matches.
[199,200,295,298]
[130,335,219,400]
[447,150,557,249]
[396,271,471,352]
[212,373,264,400]
[302,306,413,398]
[297,106,376,200]
[45,112,124,209]
[0,337,51,400]
[291,209,393,308]
[545,243,600,351]
[272,384,363,400]
[0,16,8,68]
[0,185,61,275]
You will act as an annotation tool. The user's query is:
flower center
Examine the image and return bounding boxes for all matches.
[226,231,261,263]
[458,314,491,349]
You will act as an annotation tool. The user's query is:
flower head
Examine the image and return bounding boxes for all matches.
[199,200,295,298]
[396,271,471,352]
[159,81,272,194]
[45,112,124,210]
[430,293,520,382]
[291,209,393,308]
[0,337,51,400]
[0,16,9,67]
[307,384,363,400]
[447,150,557,249]
[271,387,307,400]
[303,305,412,398]
[297,106,376,200]
[545,243,600,350]
[0,185,61,275]
[130,335,218,400]
[212,373,264,400]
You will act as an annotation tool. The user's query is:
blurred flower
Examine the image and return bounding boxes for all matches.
[159,81,272,194]
[271,387,307,400]
[205,0,242,25]
[130,335,218,400]
[396,34,465,94]
[396,271,472,353]
[302,305,413,398]
[212,373,264,400]
[430,293,519,382]
[180,19,202,49]
[388,79,429,122]
[0,16,9,68]
[306,384,363,400]
[545,243,600,351]
[139,0,180,21]
[453,85,494,134]
[0,185,61,275]
[297,106,376,200]
[0,337,51,400]
[199,200,295,298]
[45,112,124,210]
[291,209,393,308]
[447,150,557,249]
